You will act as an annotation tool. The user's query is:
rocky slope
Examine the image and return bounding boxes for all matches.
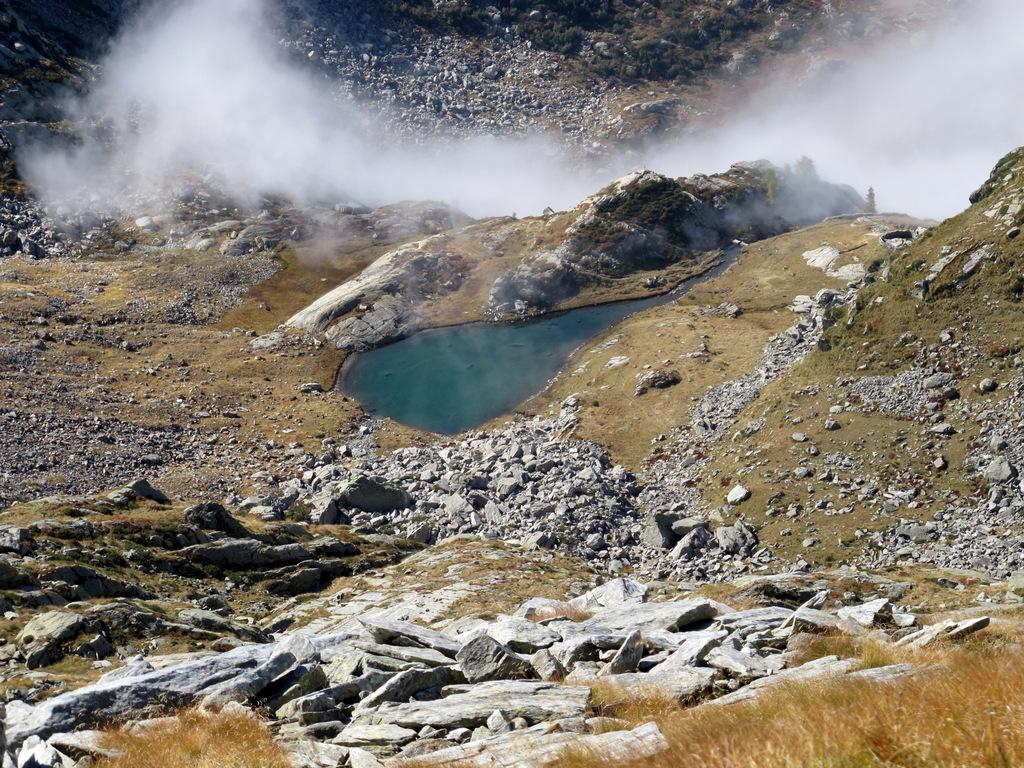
[1,150,1020,764]
[0,0,943,165]
[0,552,1004,767]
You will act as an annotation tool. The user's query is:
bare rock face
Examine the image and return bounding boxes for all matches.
[285,236,462,350]
[353,680,590,731]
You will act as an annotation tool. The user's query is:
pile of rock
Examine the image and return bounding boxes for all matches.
[285,7,616,149]
[273,397,782,583]
[0,196,75,260]
[281,401,646,571]
[862,372,1024,576]
[637,286,860,580]
[4,577,969,768]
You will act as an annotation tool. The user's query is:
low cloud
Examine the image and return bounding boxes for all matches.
[647,0,1024,219]
[18,0,1024,222]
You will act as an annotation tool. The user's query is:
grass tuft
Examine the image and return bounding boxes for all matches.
[552,644,1024,768]
[95,710,291,768]
[527,602,595,624]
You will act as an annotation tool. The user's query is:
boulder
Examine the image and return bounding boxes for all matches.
[570,579,650,610]
[0,561,35,589]
[486,618,560,653]
[109,479,169,504]
[596,667,719,706]
[357,617,460,657]
[705,646,785,680]
[597,630,644,676]
[183,503,250,537]
[836,598,892,628]
[456,636,534,683]
[528,649,567,682]
[0,525,28,554]
[726,485,751,505]
[348,746,385,768]
[640,513,678,549]
[653,630,727,670]
[340,476,412,513]
[580,599,717,633]
[356,667,463,711]
[351,641,452,668]
[671,526,711,559]
[983,457,1017,484]
[715,522,758,555]
[16,611,87,668]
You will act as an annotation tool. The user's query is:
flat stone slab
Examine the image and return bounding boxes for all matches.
[7,642,277,747]
[707,655,857,707]
[334,723,418,748]
[354,681,590,730]
[715,607,793,631]
[385,721,668,768]
[357,617,460,657]
[895,616,989,648]
[352,641,452,668]
[580,599,718,633]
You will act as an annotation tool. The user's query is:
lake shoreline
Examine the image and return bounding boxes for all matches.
[335,248,740,434]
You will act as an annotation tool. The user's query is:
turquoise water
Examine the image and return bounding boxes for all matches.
[340,255,735,434]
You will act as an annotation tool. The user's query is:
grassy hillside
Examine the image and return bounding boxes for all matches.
[695,149,1024,566]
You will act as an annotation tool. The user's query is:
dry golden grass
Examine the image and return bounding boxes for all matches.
[527,602,596,624]
[554,642,1024,768]
[96,711,290,768]
[587,678,685,721]
[786,633,946,671]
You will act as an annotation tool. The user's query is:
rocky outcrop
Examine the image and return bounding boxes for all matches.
[287,162,863,348]
[285,236,464,350]
[5,576,968,766]
[486,164,863,316]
